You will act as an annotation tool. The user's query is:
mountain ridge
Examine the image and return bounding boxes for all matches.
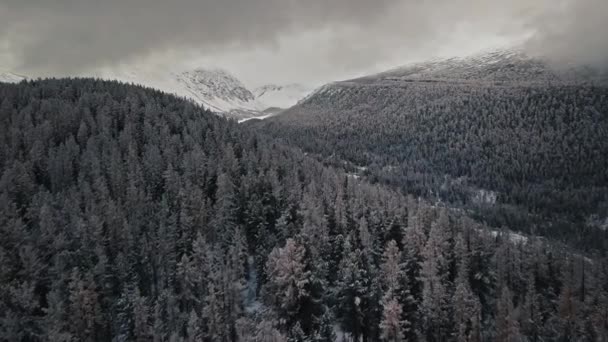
[345,49,608,85]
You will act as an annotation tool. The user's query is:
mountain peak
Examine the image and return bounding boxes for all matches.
[177,68,255,103]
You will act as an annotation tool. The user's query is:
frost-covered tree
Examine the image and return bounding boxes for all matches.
[495,286,521,342]
[264,239,313,332]
[380,297,405,342]
[419,211,452,340]
[452,234,481,342]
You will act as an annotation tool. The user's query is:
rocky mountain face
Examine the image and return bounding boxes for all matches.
[173,68,265,119]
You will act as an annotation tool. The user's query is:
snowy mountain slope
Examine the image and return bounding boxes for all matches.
[295,48,608,111]
[253,83,314,109]
[174,69,267,117]
[349,48,607,85]
[0,71,26,83]
[101,67,267,120]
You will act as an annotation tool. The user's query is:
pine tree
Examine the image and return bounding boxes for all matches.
[203,278,227,342]
[335,236,367,341]
[68,270,102,342]
[401,205,427,338]
[224,229,247,342]
[132,288,152,342]
[452,234,481,342]
[557,262,580,341]
[211,172,239,245]
[313,309,337,342]
[186,310,202,342]
[381,240,403,295]
[43,286,73,342]
[289,321,307,342]
[419,211,452,340]
[254,318,289,342]
[380,297,405,342]
[495,286,521,342]
[265,239,311,332]
[379,240,411,339]
[519,270,540,342]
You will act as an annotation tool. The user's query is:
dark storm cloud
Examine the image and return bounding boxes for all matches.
[0,0,606,76]
[0,0,401,73]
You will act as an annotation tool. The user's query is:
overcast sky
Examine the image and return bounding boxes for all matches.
[1,0,606,87]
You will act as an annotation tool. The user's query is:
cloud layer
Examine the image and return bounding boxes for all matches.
[1,0,606,82]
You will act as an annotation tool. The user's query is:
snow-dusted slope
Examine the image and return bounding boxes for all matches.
[0,71,26,83]
[101,67,268,120]
[352,49,607,84]
[296,49,607,107]
[174,69,266,117]
[253,83,314,109]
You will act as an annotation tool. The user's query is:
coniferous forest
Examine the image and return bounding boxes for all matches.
[1,79,608,342]
[253,76,608,251]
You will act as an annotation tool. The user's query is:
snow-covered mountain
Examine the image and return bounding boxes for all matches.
[173,68,267,118]
[100,67,268,120]
[0,67,275,120]
[253,83,314,110]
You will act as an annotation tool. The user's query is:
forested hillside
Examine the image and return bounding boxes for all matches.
[253,51,608,250]
[1,79,606,341]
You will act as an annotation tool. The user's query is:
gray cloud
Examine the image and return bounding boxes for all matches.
[524,0,608,68]
[0,0,606,81]
[0,0,399,74]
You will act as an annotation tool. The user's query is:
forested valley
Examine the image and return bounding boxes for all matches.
[1,79,607,341]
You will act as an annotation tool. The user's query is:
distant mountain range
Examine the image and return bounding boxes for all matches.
[0,68,313,120]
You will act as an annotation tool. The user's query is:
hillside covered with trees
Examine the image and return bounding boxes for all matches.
[253,51,608,250]
[1,79,607,341]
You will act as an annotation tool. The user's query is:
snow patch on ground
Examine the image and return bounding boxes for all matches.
[238,113,276,123]
[471,189,498,205]
[243,255,263,314]
[333,324,350,342]
[488,229,528,244]
[586,215,608,231]
[254,84,315,109]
